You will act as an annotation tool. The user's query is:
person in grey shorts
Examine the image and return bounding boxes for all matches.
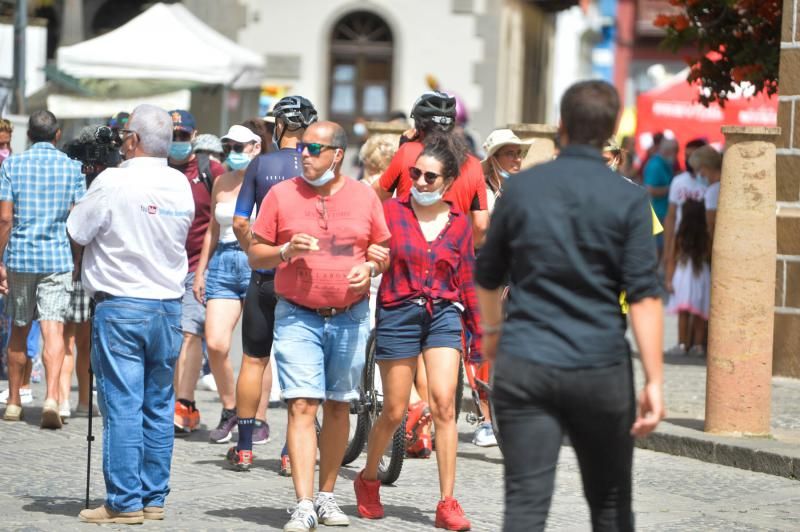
[58,279,94,418]
[0,110,85,428]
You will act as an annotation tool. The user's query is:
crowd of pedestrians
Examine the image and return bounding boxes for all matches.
[0,79,677,531]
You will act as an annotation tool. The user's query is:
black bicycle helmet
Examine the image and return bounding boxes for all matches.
[410,91,457,132]
[272,96,318,130]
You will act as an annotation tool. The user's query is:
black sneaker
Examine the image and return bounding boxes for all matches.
[209,411,237,444]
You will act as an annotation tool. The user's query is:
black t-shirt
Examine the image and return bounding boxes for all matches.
[475,144,661,368]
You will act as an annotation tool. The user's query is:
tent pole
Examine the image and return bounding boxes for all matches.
[14,0,27,115]
[220,84,229,134]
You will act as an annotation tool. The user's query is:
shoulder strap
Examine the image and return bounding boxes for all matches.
[195,152,213,193]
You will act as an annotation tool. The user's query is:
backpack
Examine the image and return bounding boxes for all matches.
[195,152,214,194]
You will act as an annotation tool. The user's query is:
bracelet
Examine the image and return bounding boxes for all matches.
[279,242,291,262]
[482,322,503,335]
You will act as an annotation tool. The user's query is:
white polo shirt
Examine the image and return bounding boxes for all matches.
[67,157,195,300]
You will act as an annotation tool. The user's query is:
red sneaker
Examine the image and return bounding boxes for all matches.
[405,401,432,444]
[406,433,432,458]
[226,447,253,472]
[353,470,384,519]
[435,497,471,531]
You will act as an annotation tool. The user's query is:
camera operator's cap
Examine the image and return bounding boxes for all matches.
[221,125,261,144]
[169,110,196,133]
[107,111,129,129]
[480,128,534,168]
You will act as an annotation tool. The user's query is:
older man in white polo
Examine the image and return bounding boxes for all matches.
[67,104,195,524]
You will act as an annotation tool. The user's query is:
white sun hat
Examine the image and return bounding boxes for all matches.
[221,125,261,144]
[480,128,534,168]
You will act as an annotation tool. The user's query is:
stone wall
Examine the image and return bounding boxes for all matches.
[775,0,800,376]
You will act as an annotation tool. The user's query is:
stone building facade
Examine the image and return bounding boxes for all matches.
[775,0,800,377]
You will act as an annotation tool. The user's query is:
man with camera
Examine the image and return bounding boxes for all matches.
[0,110,85,428]
[68,104,194,524]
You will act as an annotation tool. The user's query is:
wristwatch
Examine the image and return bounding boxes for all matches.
[279,242,291,262]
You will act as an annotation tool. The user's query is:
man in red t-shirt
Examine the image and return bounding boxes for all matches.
[167,109,226,435]
[250,121,390,529]
[372,91,489,246]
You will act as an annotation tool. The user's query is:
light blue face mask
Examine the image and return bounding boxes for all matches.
[170,141,193,160]
[499,169,511,180]
[410,185,444,206]
[301,151,339,187]
[695,173,709,187]
[226,151,251,170]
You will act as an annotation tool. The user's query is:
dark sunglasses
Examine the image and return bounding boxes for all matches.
[297,142,341,156]
[409,166,442,185]
[172,130,192,142]
[222,142,250,155]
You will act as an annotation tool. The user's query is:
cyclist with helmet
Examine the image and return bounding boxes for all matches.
[226,96,318,472]
[372,91,489,245]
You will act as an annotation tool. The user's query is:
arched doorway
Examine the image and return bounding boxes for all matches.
[329,11,394,133]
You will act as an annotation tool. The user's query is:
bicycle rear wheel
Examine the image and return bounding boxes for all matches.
[341,330,376,465]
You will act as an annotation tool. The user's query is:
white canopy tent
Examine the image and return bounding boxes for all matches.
[56,2,264,87]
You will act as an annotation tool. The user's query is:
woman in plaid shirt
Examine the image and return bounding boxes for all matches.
[354,134,480,531]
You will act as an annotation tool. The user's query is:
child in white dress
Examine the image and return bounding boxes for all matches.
[665,199,711,356]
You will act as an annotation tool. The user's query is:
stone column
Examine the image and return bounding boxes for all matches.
[705,126,781,436]
[507,123,558,169]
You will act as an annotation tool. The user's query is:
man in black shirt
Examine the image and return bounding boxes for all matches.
[476,80,664,532]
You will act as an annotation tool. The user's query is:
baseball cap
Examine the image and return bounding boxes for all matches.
[169,110,196,133]
[221,125,261,144]
[107,111,130,129]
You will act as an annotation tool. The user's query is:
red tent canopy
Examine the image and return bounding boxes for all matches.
[635,71,778,164]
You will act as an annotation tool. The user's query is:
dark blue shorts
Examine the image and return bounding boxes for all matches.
[375,300,463,360]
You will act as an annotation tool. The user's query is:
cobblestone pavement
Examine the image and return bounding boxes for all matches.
[2,315,800,531]
[2,384,800,531]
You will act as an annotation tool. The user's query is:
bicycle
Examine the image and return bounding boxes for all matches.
[340,330,406,485]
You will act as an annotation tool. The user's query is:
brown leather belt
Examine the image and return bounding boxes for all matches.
[287,298,366,318]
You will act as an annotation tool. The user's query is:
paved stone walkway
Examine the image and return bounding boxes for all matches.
[2,316,800,530]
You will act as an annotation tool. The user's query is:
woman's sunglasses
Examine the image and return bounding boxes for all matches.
[409,166,441,185]
[222,142,250,155]
[297,142,341,157]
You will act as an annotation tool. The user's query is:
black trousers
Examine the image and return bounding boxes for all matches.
[493,354,636,532]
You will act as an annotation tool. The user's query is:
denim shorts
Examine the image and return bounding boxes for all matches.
[272,297,369,402]
[181,271,205,336]
[375,300,463,360]
[206,241,250,301]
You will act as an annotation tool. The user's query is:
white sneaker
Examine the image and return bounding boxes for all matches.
[665,343,688,356]
[688,345,706,357]
[59,400,71,419]
[284,499,318,531]
[472,422,498,447]
[76,403,100,417]
[197,373,218,392]
[314,493,349,526]
[0,388,34,405]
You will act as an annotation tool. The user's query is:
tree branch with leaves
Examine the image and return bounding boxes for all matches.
[655,0,781,106]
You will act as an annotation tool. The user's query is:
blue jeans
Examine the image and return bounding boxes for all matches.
[273,298,369,402]
[91,296,183,513]
[205,241,250,300]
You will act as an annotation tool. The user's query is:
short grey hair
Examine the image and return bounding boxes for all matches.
[128,104,172,158]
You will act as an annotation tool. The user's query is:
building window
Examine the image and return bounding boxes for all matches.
[329,11,393,131]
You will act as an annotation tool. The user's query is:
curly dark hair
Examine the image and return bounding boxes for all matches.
[418,130,467,179]
[675,199,710,275]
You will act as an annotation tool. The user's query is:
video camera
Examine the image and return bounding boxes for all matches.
[64,125,122,184]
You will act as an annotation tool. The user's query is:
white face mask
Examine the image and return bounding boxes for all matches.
[353,123,367,137]
[301,150,339,187]
[410,185,445,206]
